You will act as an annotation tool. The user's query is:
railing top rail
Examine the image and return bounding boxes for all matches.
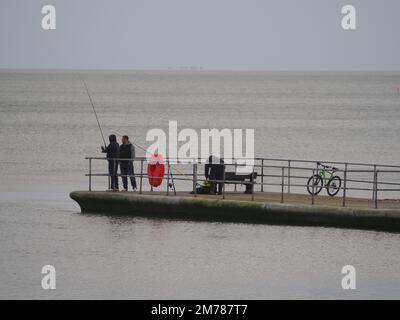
[85,156,400,169]
[253,157,400,168]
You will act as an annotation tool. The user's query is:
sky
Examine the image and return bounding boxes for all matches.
[0,0,399,70]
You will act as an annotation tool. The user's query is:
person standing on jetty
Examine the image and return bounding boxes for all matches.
[101,134,120,191]
[119,135,137,192]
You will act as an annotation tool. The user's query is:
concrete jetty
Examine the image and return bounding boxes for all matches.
[70,191,400,233]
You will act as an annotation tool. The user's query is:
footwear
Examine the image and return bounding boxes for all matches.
[121,189,128,192]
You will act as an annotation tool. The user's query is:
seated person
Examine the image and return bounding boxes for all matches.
[205,155,225,195]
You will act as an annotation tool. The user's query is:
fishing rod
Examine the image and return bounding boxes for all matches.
[82,78,107,147]
[80,80,189,189]
[80,78,197,186]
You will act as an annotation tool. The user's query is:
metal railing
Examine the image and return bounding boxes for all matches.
[85,157,400,209]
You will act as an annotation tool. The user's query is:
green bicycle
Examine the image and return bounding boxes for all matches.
[307,162,342,197]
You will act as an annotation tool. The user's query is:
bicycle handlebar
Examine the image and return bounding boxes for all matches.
[317,162,338,172]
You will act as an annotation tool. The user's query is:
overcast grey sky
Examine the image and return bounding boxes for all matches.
[0,0,399,70]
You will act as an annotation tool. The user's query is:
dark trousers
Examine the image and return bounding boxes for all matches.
[108,160,119,190]
[211,181,224,195]
[120,161,137,190]
[209,174,224,195]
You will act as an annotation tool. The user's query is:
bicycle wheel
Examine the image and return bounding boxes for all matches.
[307,175,323,195]
[327,176,342,197]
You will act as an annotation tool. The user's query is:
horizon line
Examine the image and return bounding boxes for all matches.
[1,67,400,73]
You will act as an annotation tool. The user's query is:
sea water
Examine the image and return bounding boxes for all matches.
[1,70,400,299]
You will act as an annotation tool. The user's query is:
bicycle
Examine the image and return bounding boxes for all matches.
[307,162,342,197]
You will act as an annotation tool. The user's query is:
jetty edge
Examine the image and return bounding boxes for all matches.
[70,191,400,233]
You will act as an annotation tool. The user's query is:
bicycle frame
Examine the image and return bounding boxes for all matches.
[317,167,334,187]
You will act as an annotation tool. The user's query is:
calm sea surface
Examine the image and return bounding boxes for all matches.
[1,70,400,299]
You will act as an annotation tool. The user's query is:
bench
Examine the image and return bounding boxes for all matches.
[224,172,258,194]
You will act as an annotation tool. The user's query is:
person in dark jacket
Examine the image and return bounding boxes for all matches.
[101,134,120,191]
[119,135,137,191]
[205,155,225,195]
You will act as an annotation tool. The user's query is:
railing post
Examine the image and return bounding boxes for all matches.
[88,158,92,191]
[287,160,291,194]
[193,163,197,197]
[261,159,264,192]
[108,166,111,190]
[374,170,379,209]
[342,163,347,207]
[311,169,315,205]
[234,160,237,192]
[251,169,255,201]
[139,159,143,194]
[166,161,170,196]
[281,167,284,203]
[372,165,377,200]
[222,164,226,200]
